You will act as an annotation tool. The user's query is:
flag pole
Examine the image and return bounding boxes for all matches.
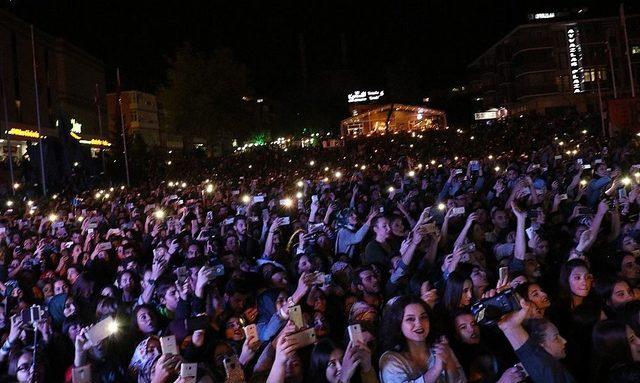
[0,51,15,195]
[620,3,636,98]
[95,84,107,179]
[116,68,130,186]
[31,25,46,196]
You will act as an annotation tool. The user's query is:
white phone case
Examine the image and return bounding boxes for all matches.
[160,335,178,355]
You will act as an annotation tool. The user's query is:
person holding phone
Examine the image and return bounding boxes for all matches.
[309,338,377,383]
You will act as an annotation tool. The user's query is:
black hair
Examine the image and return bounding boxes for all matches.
[443,270,472,313]
[309,338,342,383]
[592,319,635,382]
[379,295,434,353]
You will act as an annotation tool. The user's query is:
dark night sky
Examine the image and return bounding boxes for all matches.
[0,0,626,131]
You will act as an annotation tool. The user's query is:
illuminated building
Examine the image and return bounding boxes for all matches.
[340,104,447,138]
[467,11,639,117]
[0,8,107,158]
[106,91,161,145]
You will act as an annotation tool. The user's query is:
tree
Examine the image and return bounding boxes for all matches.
[158,46,252,147]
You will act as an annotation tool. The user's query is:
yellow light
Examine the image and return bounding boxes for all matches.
[622,177,632,186]
[206,184,214,193]
[324,167,329,172]
[27,200,33,206]
[408,171,415,177]
[566,151,572,155]
[454,156,458,161]
[323,177,329,182]
[309,160,315,166]
[168,182,174,187]
[388,186,395,193]
[418,163,423,169]
[181,182,187,188]
[120,186,125,190]
[12,183,19,189]
[77,216,84,222]
[437,203,446,211]
[6,200,13,207]
[572,150,577,155]
[335,171,342,179]
[52,194,58,200]
[488,155,493,160]
[109,187,114,192]
[7,128,39,138]
[296,192,303,199]
[494,166,501,172]
[73,162,79,167]
[282,198,293,207]
[241,195,251,204]
[580,180,587,186]
[48,214,58,221]
[95,192,101,199]
[296,181,304,188]
[167,161,172,165]
[430,160,436,165]
[559,141,564,146]
[582,130,587,134]
[104,193,110,199]
[360,165,366,170]
[635,172,640,178]
[154,210,166,220]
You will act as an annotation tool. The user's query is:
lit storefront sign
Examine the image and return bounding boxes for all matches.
[348,90,385,103]
[7,128,40,138]
[70,118,82,134]
[474,107,508,121]
[567,27,584,93]
[79,139,111,147]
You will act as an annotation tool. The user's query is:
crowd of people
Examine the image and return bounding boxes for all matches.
[2,114,640,383]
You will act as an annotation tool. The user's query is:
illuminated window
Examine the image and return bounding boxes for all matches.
[633,46,640,55]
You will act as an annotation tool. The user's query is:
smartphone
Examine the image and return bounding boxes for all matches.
[86,316,116,345]
[514,362,529,378]
[311,272,328,285]
[231,190,240,196]
[469,160,480,171]
[594,159,603,164]
[619,188,628,199]
[288,305,304,329]
[87,228,94,235]
[559,194,568,200]
[180,363,197,383]
[98,242,112,250]
[160,335,178,355]
[576,158,583,165]
[253,195,265,203]
[223,218,235,226]
[72,365,92,383]
[212,264,225,277]
[525,227,536,240]
[454,169,463,175]
[451,207,465,216]
[554,155,562,160]
[498,266,509,283]
[243,323,258,341]
[206,211,213,220]
[379,206,385,213]
[185,316,209,332]
[583,164,591,170]
[348,324,364,344]
[175,267,189,284]
[311,195,318,203]
[280,216,290,225]
[288,327,317,348]
[223,355,245,383]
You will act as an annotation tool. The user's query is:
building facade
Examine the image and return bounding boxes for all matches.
[106,91,161,146]
[0,9,107,158]
[467,13,640,117]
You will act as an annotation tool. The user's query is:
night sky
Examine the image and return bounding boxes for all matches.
[1,0,628,132]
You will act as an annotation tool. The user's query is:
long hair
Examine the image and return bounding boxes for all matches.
[309,338,341,383]
[558,259,597,309]
[443,271,471,313]
[379,295,434,353]
[592,320,635,382]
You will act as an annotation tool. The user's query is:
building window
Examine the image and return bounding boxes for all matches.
[633,46,640,55]
[583,68,607,82]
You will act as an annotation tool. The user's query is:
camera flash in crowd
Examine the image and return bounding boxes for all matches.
[296,192,303,199]
[634,172,640,179]
[241,195,251,204]
[77,216,84,222]
[296,181,304,188]
[408,171,415,177]
[282,198,293,207]
[580,180,588,186]
[361,165,366,170]
[181,182,187,188]
[309,160,315,166]
[49,214,58,221]
[168,182,174,187]
[494,166,500,172]
[388,186,395,193]
[52,194,58,200]
[205,184,214,193]
[154,210,166,220]
[6,200,13,207]
[120,186,125,190]
[335,171,342,179]
[488,155,493,160]
[621,177,632,186]
[437,203,446,211]
[27,200,33,206]
[430,160,436,165]
[12,183,19,189]
[324,167,329,172]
